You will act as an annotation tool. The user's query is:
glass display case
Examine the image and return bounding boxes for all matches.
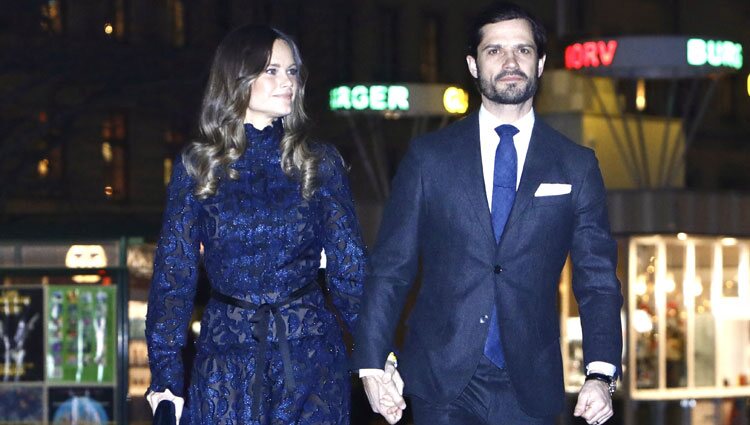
[561,234,750,424]
[0,240,128,425]
[626,235,750,400]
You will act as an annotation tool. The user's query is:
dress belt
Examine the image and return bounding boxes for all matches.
[210,281,319,421]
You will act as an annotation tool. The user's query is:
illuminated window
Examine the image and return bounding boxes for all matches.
[168,0,186,47]
[37,146,63,183]
[114,0,126,39]
[40,0,63,34]
[34,120,65,196]
[103,0,126,40]
[163,158,173,187]
[420,14,441,83]
[38,159,50,178]
[636,79,646,112]
[102,113,128,200]
[628,235,750,393]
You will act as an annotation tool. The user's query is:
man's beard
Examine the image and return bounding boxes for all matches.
[477,66,539,105]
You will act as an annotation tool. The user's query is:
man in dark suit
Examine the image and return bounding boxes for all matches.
[352,2,623,425]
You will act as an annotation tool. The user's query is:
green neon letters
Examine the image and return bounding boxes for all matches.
[329,85,410,111]
[687,39,743,70]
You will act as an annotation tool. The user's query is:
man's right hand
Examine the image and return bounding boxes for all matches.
[146,388,184,424]
[361,360,406,424]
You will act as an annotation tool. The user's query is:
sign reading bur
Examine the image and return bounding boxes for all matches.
[687,39,743,70]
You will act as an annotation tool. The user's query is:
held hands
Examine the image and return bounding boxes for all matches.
[146,388,184,424]
[573,380,613,425]
[361,357,406,424]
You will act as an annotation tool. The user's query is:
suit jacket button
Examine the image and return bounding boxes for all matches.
[494,265,503,274]
[480,315,489,324]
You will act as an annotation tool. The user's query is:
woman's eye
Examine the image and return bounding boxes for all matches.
[265,68,277,75]
[288,68,298,76]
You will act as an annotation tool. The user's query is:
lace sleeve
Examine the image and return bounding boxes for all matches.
[145,157,202,396]
[320,146,366,334]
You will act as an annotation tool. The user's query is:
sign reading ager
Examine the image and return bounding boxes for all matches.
[687,39,743,70]
[329,85,409,112]
[329,84,469,116]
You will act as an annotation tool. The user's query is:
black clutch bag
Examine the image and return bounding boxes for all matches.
[153,400,177,425]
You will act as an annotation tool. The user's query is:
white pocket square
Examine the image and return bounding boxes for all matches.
[534,183,571,197]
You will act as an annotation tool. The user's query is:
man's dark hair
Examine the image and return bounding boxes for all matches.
[467,2,547,58]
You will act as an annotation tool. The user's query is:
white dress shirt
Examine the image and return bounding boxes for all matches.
[478,105,534,205]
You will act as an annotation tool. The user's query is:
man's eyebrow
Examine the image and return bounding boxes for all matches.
[481,43,536,50]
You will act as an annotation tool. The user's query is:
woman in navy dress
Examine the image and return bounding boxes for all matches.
[145,25,366,425]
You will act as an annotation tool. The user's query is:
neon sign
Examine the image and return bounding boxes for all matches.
[329,85,409,112]
[687,39,743,70]
[330,84,468,116]
[564,40,618,70]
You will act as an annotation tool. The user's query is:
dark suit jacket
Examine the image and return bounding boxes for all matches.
[352,112,623,417]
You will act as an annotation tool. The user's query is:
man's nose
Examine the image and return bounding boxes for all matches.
[502,52,520,68]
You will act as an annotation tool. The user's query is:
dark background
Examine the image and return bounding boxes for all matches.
[0,1,748,424]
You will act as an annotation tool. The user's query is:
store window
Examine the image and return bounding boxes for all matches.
[627,235,749,397]
[561,234,750,400]
[126,242,155,398]
[0,240,126,424]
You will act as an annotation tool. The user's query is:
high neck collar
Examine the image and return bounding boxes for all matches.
[243,119,283,147]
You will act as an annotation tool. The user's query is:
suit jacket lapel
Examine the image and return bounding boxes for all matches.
[452,113,496,245]
[504,120,552,231]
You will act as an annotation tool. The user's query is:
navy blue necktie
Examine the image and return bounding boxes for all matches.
[484,124,518,369]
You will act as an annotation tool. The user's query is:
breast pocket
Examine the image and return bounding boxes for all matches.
[532,193,572,207]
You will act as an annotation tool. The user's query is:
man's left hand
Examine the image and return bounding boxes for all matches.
[573,380,613,425]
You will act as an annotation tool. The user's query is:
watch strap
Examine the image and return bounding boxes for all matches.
[585,372,616,396]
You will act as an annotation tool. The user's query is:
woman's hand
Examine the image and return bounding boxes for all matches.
[146,388,184,424]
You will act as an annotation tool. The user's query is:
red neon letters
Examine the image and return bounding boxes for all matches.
[565,40,618,69]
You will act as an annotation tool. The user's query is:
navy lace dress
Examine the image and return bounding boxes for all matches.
[145,121,366,425]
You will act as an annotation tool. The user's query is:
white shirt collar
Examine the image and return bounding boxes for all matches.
[477,105,536,207]
[478,105,535,136]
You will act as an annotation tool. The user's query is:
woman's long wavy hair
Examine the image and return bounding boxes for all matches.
[183,25,320,200]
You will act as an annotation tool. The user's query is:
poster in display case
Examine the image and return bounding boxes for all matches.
[48,386,114,425]
[0,287,44,382]
[0,385,44,423]
[46,285,117,384]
